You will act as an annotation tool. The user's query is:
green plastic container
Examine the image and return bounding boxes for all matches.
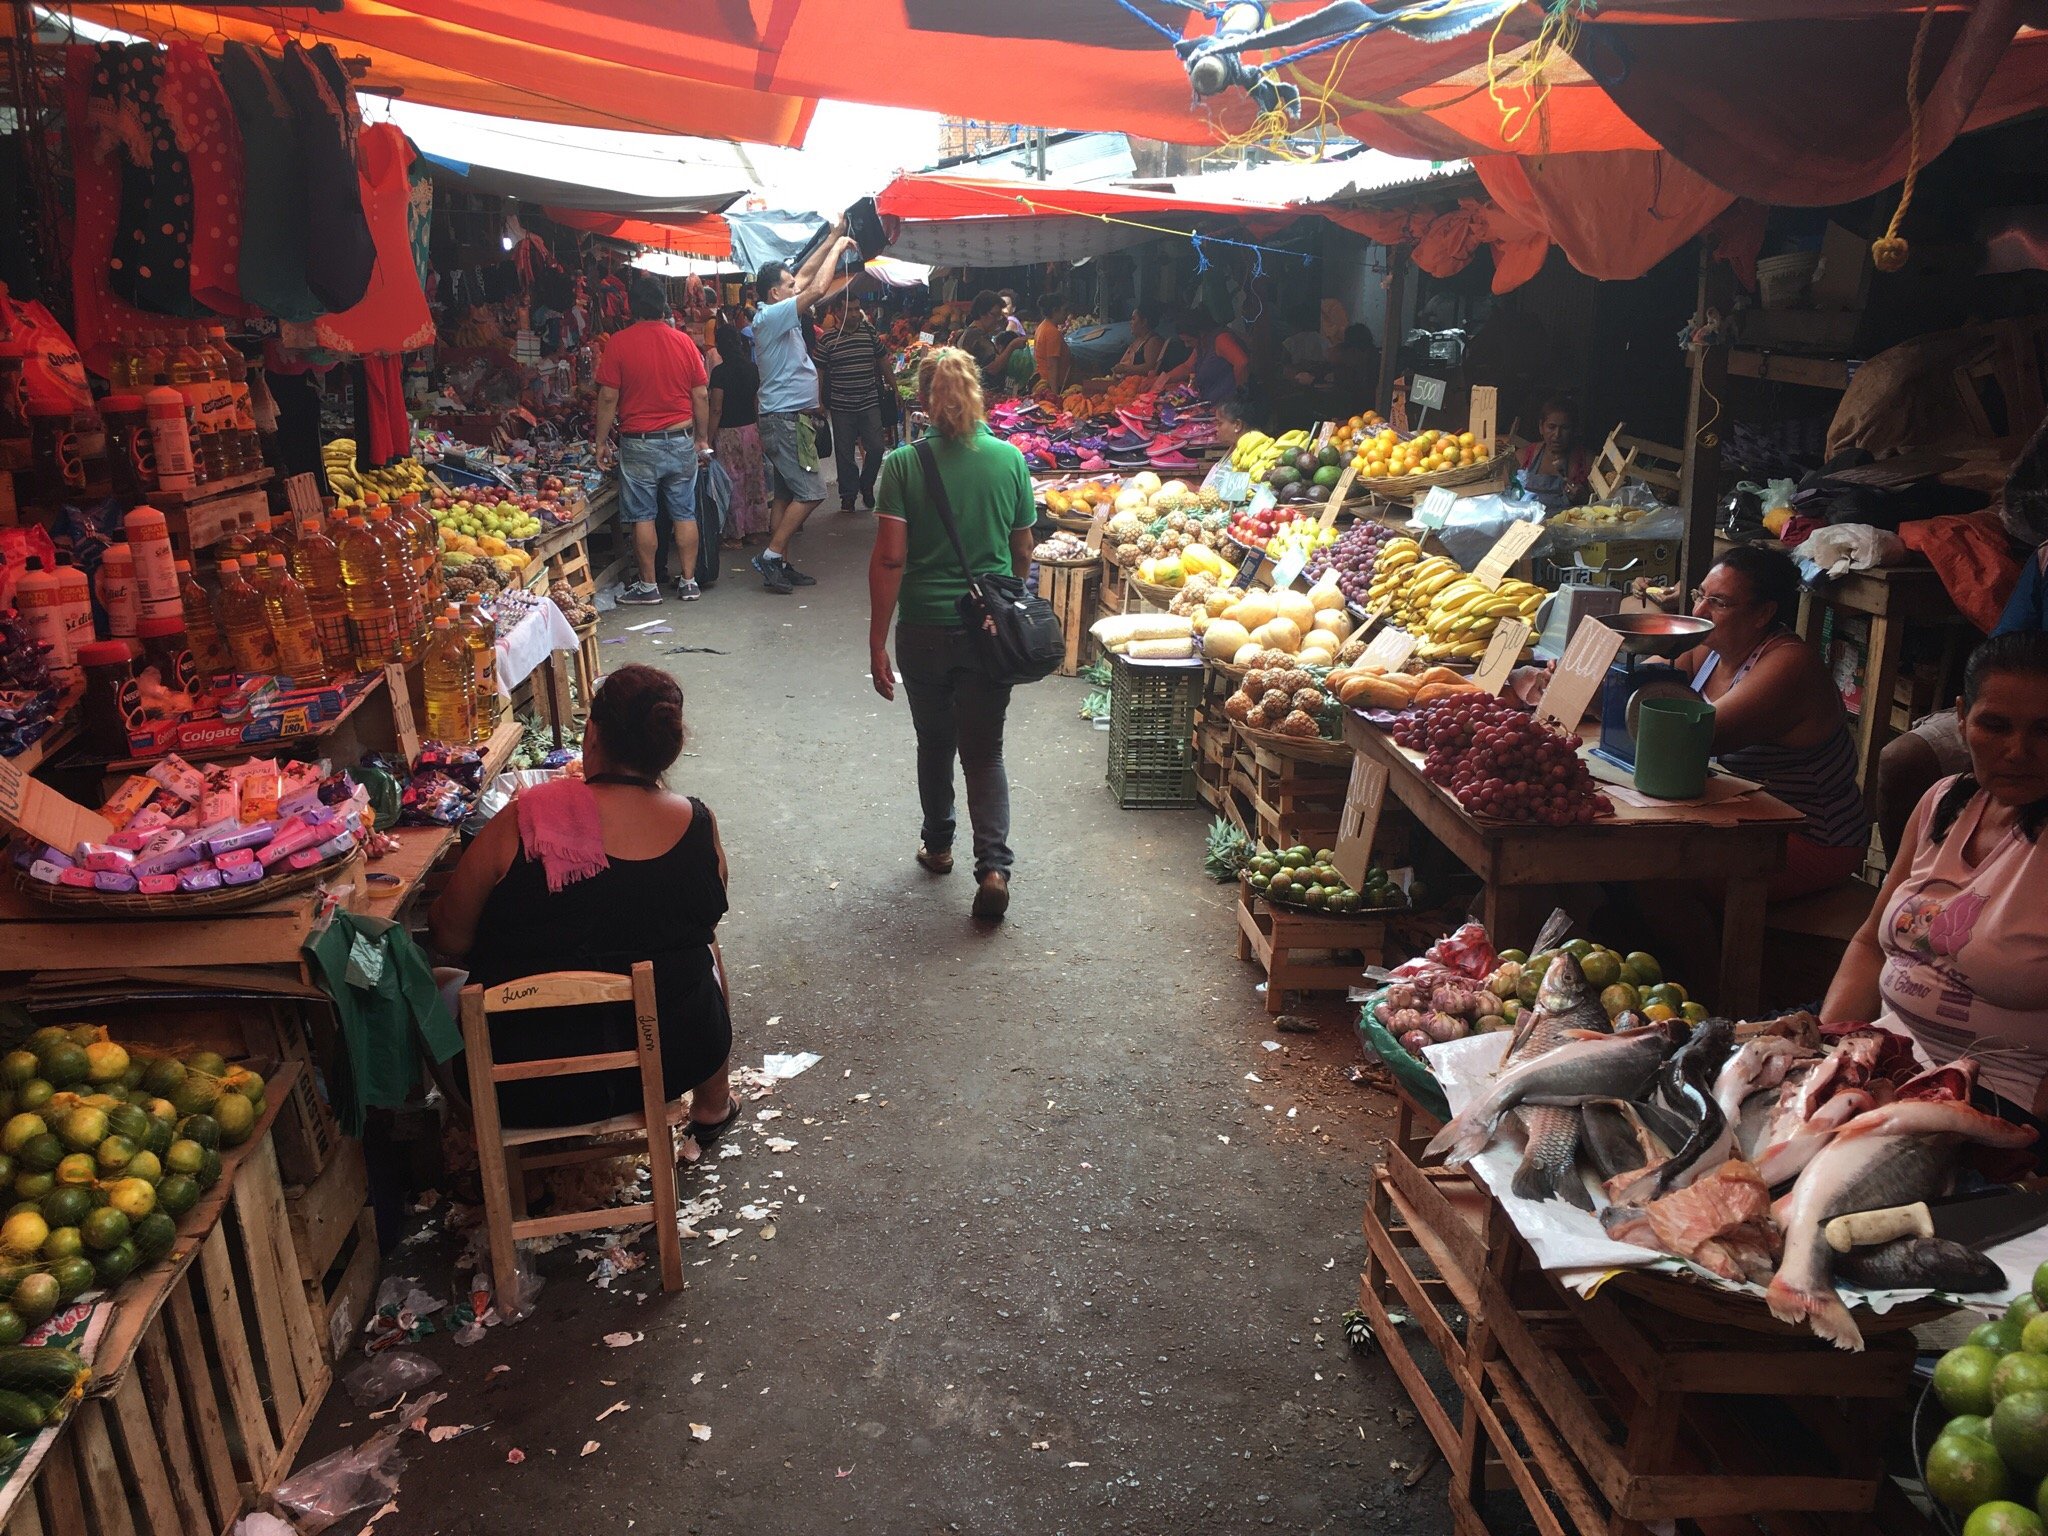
[1356,988,1452,1123]
[1633,695,1715,800]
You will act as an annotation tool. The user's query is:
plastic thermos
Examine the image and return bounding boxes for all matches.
[123,504,182,623]
[143,386,196,489]
[97,542,138,637]
[134,615,189,694]
[1632,696,1717,801]
[13,557,68,679]
[99,393,153,495]
[53,562,93,666]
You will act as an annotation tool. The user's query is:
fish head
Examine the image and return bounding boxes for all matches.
[1535,951,1591,1015]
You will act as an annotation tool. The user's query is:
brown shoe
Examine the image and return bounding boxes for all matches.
[971,871,1009,921]
[916,844,953,875]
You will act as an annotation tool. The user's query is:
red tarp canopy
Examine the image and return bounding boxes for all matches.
[542,208,734,258]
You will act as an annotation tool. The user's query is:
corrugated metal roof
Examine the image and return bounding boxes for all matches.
[1117,151,1470,208]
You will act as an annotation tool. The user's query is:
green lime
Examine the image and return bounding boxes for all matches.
[10,1174,51,1202]
[17,1135,61,1175]
[164,1139,206,1177]
[224,1068,265,1102]
[0,1157,15,1189]
[2034,1262,2048,1314]
[132,1213,175,1263]
[1946,1348,2007,1416]
[0,1308,25,1346]
[91,1238,137,1286]
[171,1078,219,1119]
[1997,1355,2048,1405]
[123,1151,160,1186]
[1930,1432,2014,1513]
[2024,1317,2048,1357]
[213,1094,255,1146]
[53,1154,94,1190]
[198,1149,221,1189]
[1599,984,1640,1019]
[1998,1392,2048,1480]
[40,1224,81,1262]
[11,1272,57,1326]
[1643,983,1688,1011]
[49,1256,92,1303]
[184,1051,227,1079]
[105,1179,154,1221]
[1579,951,1621,989]
[0,1115,44,1157]
[39,1188,89,1230]
[140,1058,185,1098]
[142,1119,172,1157]
[24,1028,68,1055]
[55,1106,106,1153]
[15,1082,51,1114]
[66,1025,100,1050]
[1965,1501,2044,1536]
[0,1212,46,1258]
[106,1104,149,1144]
[2015,1296,2044,1328]
[119,1061,145,1092]
[79,1207,128,1252]
[1953,1416,1998,1442]
[1497,949,1528,965]
[1562,938,1593,960]
[37,1045,88,1089]
[0,1054,35,1090]
[153,1175,198,1218]
[94,1135,136,1173]
[83,1042,128,1084]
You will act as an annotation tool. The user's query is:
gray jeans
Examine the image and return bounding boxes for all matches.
[896,622,1014,877]
[832,403,885,507]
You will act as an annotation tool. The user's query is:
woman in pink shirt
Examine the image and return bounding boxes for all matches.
[1823,631,2048,1124]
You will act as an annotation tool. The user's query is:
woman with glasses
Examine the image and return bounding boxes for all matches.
[1670,543,1870,898]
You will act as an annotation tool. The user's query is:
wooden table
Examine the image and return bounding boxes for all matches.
[1343,713,1797,1016]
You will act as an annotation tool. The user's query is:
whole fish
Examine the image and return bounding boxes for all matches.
[1506,954,1611,1209]
[1652,1016,1735,1194]
[1581,1099,1672,1182]
[1426,1020,1685,1168]
[1836,1236,2006,1294]
[1766,1100,2037,1349]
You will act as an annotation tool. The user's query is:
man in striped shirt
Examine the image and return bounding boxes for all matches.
[818,298,890,513]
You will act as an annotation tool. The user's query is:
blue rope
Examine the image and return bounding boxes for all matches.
[1110,0,1192,44]
[1190,235,1209,274]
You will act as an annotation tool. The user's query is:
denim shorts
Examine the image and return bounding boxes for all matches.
[617,429,700,525]
[758,411,826,504]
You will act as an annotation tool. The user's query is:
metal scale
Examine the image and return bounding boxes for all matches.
[1591,612,1714,771]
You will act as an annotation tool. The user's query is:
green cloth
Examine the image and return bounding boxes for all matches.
[304,911,463,1134]
[875,424,1036,628]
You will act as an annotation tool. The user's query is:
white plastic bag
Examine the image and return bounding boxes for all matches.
[1792,523,1906,578]
[271,1429,406,1534]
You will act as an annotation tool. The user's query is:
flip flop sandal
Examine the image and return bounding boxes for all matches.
[684,1097,744,1150]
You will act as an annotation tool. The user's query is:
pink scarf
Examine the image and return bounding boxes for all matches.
[515,777,609,893]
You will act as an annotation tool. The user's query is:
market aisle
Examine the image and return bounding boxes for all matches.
[319,510,1448,1535]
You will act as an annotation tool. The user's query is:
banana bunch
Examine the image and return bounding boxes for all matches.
[1416,576,1546,661]
[322,438,428,510]
[1363,538,1462,630]
[323,438,362,507]
[1229,426,1311,478]
[359,457,428,500]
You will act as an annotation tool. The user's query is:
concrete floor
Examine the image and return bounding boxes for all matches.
[305,500,1450,1535]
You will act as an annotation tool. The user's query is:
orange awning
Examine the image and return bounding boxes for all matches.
[541,208,735,259]
[68,2,817,143]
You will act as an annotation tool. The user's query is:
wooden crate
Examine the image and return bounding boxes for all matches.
[1361,1142,1930,1536]
[1235,880,1385,1013]
[313,1210,380,1365]
[286,1140,369,1287]
[569,619,602,715]
[1036,561,1099,677]
[1097,552,1128,616]
[1231,734,1349,851]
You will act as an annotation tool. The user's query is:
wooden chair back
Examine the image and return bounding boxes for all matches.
[459,962,684,1305]
[1588,424,1684,501]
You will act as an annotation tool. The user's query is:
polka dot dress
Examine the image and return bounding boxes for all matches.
[159,42,248,318]
[100,43,197,316]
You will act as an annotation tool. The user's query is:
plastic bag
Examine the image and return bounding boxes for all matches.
[0,294,92,414]
[1357,988,1453,1123]
[1430,490,1546,569]
[469,767,563,829]
[342,1350,442,1407]
[1793,522,1907,579]
[270,1428,406,1535]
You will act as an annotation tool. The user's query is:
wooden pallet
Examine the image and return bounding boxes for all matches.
[1235,880,1385,1013]
[312,1209,379,1365]
[1097,553,1129,616]
[286,1140,368,1287]
[1036,561,1100,677]
[1361,1140,1932,1535]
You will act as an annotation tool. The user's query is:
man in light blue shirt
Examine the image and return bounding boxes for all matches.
[752,221,860,594]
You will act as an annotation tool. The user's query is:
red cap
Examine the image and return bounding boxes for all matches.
[76,639,140,665]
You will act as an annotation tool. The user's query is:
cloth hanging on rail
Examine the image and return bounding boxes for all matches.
[99,44,199,317]
[159,41,249,318]
[217,41,322,322]
[278,42,376,313]
[289,123,434,357]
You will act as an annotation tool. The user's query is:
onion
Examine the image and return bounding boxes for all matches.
[1399,1029,1433,1058]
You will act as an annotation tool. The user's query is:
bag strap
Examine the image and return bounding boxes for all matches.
[913,437,981,586]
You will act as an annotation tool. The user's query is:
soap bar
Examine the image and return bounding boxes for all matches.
[178,866,224,892]
[101,776,159,828]
[214,848,257,870]
[257,818,321,867]
[314,831,357,861]
[58,867,97,888]
[108,826,159,852]
[35,845,75,870]
[93,870,139,893]
[79,844,136,873]
[204,823,275,858]
[137,874,179,895]
[146,753,205,805]
[26,860,64,885]
[286,847,326,871]
[219,861,265,887]
[133,843,203,878]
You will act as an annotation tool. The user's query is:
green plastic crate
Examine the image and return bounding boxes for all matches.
[1107,653,1200,808]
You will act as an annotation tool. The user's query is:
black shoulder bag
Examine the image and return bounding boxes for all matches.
[912,438,1064,686]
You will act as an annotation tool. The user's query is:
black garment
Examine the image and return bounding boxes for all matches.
[99,45,198,316]
[708,359,759,429]
[266,368,328,490]
[1158,335,1192,374]
[217,42,321,322]
[466,797,731,1128]
[277,43,375,313]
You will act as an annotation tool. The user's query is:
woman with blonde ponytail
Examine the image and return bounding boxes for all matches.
[867,347,1039,921]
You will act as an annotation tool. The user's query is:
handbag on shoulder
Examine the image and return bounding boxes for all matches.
[912,439,1063,686]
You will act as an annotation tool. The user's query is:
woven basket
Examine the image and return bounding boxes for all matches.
[1360,455,1512,501]
[1036,552,1099,568]
[1046,512,1096,534]
[1126,575,1182,610]
[1236,722,1352,766]
[15,847,364,918]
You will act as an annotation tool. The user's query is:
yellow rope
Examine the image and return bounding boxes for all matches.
[1873,1,1939,273]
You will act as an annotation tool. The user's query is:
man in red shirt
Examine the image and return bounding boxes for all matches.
[594,276,712,603]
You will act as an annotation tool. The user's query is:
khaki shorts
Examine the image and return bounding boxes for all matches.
[758,412,825,504]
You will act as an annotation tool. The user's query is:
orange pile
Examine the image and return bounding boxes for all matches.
[1349,426,1490,480]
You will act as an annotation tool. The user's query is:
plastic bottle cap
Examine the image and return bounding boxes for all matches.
[98,393,145,411]
[219,557,239,571]
[433,617,451,629]
[76,639,140,665]
[268,555,286,568]
[136,616,184,640]
[174,559,192,574]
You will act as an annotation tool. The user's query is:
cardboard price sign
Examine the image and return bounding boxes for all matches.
[1318,464,1358,529]
[1472,617,1532,696]
[385,663,423,766]
[1333,755,1391,893]
[1468,385,1498,451]
[1361,625,1418,671]
[1536,614,1625,730]
[1084,502,1111,553]
[0,759,114,855]
[1233,545,1267,590]
[1411,486,1456,531]
[1472,518,1544,590]
[1409,374,1447,411]
[1270,546,1308,592]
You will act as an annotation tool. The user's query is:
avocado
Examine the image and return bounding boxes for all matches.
[1318,446,1342,468]
[1312,465,1342,488]
[1267,465,1299,488]
[1293,449,1320,476]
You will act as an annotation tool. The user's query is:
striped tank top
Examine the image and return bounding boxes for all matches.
[1711,635,1871,849]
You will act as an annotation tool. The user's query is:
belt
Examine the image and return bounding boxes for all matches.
[621,423,694,439]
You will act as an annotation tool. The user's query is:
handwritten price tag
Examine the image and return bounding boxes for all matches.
[1334,756,1390,893]
[1270,547,1308,591]
[1411,486,1456,532]
[1362,625,1418,672]
[1473,518,1544,591]
[1319,464,1358,530]
[1472,617,1532,696]
[1536,614,1625,730]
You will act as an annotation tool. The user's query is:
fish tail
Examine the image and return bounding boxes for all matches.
[1422,1105,1495,1166]
[1765,1274,1865,1351]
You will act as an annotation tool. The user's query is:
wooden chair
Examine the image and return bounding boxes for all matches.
[459,962,685,1309]
[1587,423,1684,501]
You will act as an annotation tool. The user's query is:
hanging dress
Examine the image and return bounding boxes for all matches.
[158,42,249,318]
[102,44,198,317]
[217,42,321,322]
[289,124,434,357]
[277,43,376,314]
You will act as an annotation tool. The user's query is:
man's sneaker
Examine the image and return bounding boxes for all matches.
[675,578,702,601]
[618,582,662,605]
[780,559,818,587]
[753,553,793,595]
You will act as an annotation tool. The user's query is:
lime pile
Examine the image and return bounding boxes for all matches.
[1490,940,1706,1029]
[0,1027,265,1340]
[1926,1265,2048,1534]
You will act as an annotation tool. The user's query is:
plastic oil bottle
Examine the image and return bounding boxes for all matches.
[260,554,331,686]
[168,328,225,483]
[367,506,423,659]
[456,595,501,742]
[206,326,261,472]
[419,613,474,745]
[337,514,397,666]
[216,558,282,675]
[289,510,355,674]
[175,558,234,682]
[398,492,441,610]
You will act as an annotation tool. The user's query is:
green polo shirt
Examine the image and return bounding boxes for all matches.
[875,425,1037,628]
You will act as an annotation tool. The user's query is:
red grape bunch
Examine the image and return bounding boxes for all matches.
[1391,694,1609,825]
[1309,518,1392,605]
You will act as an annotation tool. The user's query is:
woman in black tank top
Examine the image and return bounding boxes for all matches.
[431,666,736,1133]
